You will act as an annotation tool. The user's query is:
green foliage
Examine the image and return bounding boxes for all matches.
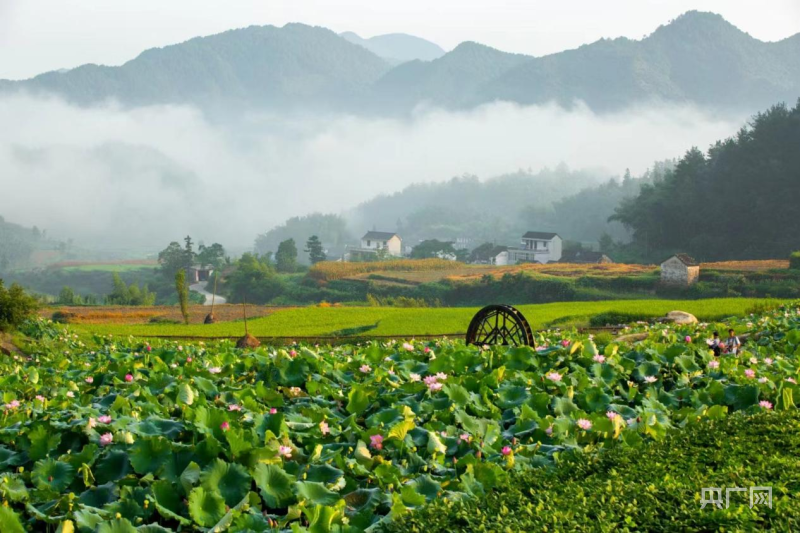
[224,253,284,304]
[304,235,327,264]
[255,213,353,264]
[175,270,189,324]
[0,279,38,331]
[385,411,800,532]
[410,240,457,260]
[157,241,188,279]
[106,273,156,306]
[613,101,800,261]
[276,239,299,273]
[3,302,800,530]
[790,251,800,270]
[58,285,82,305]
[197,243,227,269]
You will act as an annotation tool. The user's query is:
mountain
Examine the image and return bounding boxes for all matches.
[0,23,391,110]
[1,12,798,113]
[340,32,445,63]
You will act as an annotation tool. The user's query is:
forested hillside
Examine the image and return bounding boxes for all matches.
[612,101,800,261]
[0,216,66,271]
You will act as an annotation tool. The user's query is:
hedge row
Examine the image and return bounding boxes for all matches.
[383,411,800,532]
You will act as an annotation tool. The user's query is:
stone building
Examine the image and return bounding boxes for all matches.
[660,254,700,286]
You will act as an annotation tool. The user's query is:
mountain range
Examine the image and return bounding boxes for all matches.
[1,11,798,114]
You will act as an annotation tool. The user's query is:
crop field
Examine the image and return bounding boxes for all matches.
[701,259,790,272]
[53,260,159,273]
[73,298,780,339]
[0,303,797,530]
[43,304,281,325]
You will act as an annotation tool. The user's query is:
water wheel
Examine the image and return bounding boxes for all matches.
[466,304,534,347]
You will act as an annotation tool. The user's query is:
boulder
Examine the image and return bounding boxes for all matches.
[663,310,698,325]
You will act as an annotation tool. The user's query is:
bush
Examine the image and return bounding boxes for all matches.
[589,311,651,327]
[0,279,38,331]
[790,251,800,270]
[384,411,800,532]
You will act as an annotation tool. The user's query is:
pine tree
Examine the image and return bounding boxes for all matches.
[304,235,327,264]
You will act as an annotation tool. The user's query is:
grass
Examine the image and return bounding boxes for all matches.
[383,411,800,533]
[74,297,780,338]
[60,264,156,273]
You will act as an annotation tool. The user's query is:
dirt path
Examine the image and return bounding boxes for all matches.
[189,282,227,306]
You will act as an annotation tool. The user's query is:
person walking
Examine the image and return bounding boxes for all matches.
[725,328,741,355]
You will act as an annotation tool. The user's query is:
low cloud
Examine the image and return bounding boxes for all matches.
[0,94,745,251]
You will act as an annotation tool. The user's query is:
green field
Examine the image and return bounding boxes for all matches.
[61,263,156,273]
[76,298,779,338]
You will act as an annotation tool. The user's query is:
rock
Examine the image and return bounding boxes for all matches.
[664,310,698,325]
[614,332,649,344]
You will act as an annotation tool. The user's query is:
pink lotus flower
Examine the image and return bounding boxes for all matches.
[708,360,720,369]
[576,418,592,431]
[644,376,657,383]
[606,411,618,420]
[320,421,330,435]
[5,400,21,410]
[409,373,421,382]
[279,445,293,458]
[423,375,443,391]
[289,350,297,358]
[787,378,798,385]
[370,434,384,450]
[220,421,230,431]
[87,417,97,429]
[98,415,112,424]
[228,404,242,412]
[759,400,773,409]
[125,374,134,382]
[626,418,637,426]
[359,364,372,373]
[424,347,431,353]
[458,433,470,443]
[146,345,152,352]
[745,369,756,379]
[545,426,553,436]
[177,345,183,352]
[685,336,692,343]
[501,446,512,456]
[561,340,571,347]
[546,372,562,382]
[85,377,94,384]
[435,372,448,381]
[35,395,45,402]
[269,408,278,415]
[593,354,606,363]
[758,377,768,384]
[66,391,75,398]
[402,342,414,351]
[750,357,758,365]
[99,433,113,446]
[208,367,221,374]
[765,358,773,365]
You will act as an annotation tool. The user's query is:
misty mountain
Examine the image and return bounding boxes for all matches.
[340,32,445,63]
[0,23,391,110]
[1,11,798,113]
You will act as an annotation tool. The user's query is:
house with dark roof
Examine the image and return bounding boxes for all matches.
[498,231,562,264]
[343,231,403,261]
[561,250,614,264]
[660,254,700,286]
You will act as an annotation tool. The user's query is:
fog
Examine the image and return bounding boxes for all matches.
[0,93,745,251]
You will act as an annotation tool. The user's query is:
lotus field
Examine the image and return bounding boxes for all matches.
[1,305,799,532]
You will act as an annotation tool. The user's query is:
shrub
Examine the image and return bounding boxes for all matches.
[790,251,800,270]
[0,279,38,331]
[385,411,800,533]
[51,311,75,324]
[589,311,651,327]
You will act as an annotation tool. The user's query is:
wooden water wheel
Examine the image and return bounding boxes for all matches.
[466,304,534,347]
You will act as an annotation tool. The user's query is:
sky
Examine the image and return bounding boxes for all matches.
[1,0,799,80]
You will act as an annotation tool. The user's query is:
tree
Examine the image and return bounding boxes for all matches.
[0,279,38,331]
[158,242,186,278]
[225,253,284,304]
[304,235,327,264]
[469,242,498,263]
[197,243,226,269]
[175,269,190,325]
[276,239,298,273]
[410,240,457,260]
[599,233,615,253]
[106,273,131,305]
[58,286,81,305]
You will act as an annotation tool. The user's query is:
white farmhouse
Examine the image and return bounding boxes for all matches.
[660,254,700,286]
[344,231,403,261]
[504,232,562,264]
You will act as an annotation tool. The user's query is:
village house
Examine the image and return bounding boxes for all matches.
[561,250,614,264]
[187,265,214,283]
[660,254,700,286]
[499,231,563,265]
[343,231,403,261]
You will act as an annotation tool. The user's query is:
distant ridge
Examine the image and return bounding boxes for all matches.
[1,12,798,113]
